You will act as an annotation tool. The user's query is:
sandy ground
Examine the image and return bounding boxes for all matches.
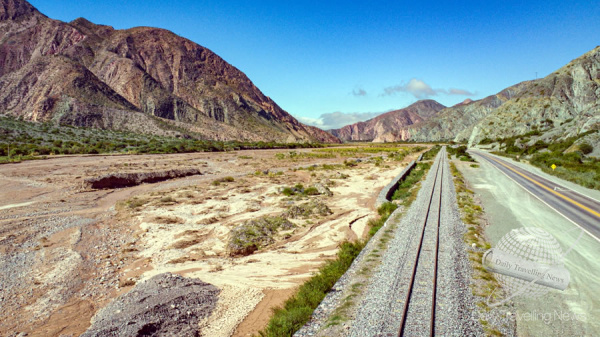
[455,158,600,336]
[0,146,424,336]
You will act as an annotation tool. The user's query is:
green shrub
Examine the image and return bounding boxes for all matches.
[212,176,235,186]
[392,162,431,202]
[579,143,593,155]
[421,145,441,161]
[377,202,398,218]
[367,202,398,237]
[344,159,358,167]
[479,138,494,145]
[284,200,332,218]
[259,240,364,337]
[281,187,295,196]
[228,216,294,256]
[303,187,319,195]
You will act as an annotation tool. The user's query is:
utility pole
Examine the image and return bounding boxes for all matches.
[535,72,538,79]
[7,143,10,160]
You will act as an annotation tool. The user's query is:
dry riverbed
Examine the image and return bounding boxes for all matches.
[0,145,425,336]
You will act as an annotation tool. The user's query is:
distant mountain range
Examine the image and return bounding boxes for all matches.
[328,100,445,142]
[0,0,339,143]
[330,46,600,145]
[2,0,597,147]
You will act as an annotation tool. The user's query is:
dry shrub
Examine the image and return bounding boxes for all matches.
[119,279,136,288]
[284,200,333,219]
[209,264,224,273]
[152,215,185,224]
[228,216,294,256]
[168,256,198,264]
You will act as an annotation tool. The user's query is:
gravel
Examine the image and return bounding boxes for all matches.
[81,273,220,337]
[296,147,487,336]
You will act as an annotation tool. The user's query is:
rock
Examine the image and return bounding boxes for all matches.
[246,201,261,212]
[81,273,220,337]
[314,183,333,197]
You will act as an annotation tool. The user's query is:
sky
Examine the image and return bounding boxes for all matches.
[29,0,600,130]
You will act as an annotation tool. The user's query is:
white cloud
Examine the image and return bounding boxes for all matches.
[383,78,475,99]
[296,111,381,130]
[383,79,438,98]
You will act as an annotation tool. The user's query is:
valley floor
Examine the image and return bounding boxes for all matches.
[0,145,424,336]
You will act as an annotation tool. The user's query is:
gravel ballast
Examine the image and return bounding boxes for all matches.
[296,147,487,336]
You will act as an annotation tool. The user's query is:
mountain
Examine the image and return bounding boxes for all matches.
[328,100,446,142]
[394,81,531,142]
[0,0,339,143]
[399,46,600,144]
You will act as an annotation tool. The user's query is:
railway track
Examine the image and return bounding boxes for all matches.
[346,146,479,337]
[397,147,445,336]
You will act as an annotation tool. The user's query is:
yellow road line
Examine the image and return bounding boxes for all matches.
[482,154,600,219]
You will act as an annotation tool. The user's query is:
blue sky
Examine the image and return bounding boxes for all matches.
[29,0,600,129]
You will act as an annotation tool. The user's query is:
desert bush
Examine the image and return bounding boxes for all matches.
[212,176,235,186]
[127,198,148,209]
[280,183,321,197]
[343,159,358,167]
[281,187,295,196]
[159,196,176,204]
[284,200,333,218]
[228,216,294,256]
[303,187,320,195]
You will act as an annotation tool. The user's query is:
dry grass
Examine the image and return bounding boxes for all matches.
[119,279,136,288]
[449,161,504,335]
[169,239,200,249]
[209,264,224,273]
[151,215,185,225]
[168,256,199,264]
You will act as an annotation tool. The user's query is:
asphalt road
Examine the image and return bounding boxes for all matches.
[470,150,600,241]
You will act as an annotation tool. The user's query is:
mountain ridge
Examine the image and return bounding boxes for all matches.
[0,0,340,143]
[331,46,599,145]
[328,99,446,142]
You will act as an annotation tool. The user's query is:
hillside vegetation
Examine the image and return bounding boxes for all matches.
[0,116,323,164]
[486,128,600,190]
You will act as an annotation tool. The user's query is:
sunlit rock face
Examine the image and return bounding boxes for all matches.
[0,0,340,143]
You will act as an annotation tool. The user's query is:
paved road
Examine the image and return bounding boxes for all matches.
[470,150,600,241]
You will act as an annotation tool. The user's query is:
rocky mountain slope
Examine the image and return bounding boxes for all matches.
[0,0,339,143]
[331,47,599,146]
[328,100,445,142]
[401,46,600,144]
[395,81,531,142]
